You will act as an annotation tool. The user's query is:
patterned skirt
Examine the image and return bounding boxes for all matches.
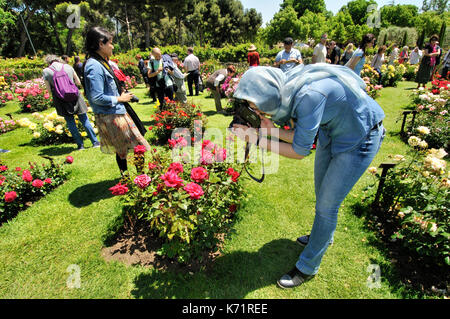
[95,113,151,159]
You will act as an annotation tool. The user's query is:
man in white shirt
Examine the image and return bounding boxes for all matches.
[183,47,201,96]
[409,47,422,65]
[312,33,330,64]
[274,37,303,72]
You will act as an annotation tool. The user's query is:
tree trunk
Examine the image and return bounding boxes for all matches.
[145,21,150,49]
[49,11,64,56]
[66,28,74,56]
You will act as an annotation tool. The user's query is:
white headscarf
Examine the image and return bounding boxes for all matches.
[234,64,367,124]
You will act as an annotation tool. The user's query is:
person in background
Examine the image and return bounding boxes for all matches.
[43,54,99,151]
[441,49,450,79]
[146,54,157,103]
[371,45,386,85]
[247,44,260,68]
[168,53,188,104]
[346,33,376,76]
[137,54,150,91]
[409,47,423,65]
[388,44,399,65]
[398,46,409,64]
[183,47,201,96]
[61,55,70,64]
[147,47,174,107]
[415,34,441,89]
[312,34,330,64]
[83,27,150,174]
[274,37,303,72]
[73,56,84,87]
[433,41,442,76]
[205,65,236,114]
[340,43,354,65]
[329,41,341,65]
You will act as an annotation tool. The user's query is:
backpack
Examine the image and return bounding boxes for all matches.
[49,64,79,102]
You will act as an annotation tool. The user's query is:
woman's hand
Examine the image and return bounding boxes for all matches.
[231,124,259,145]
[253,110,275,136]
[117,92,134,103]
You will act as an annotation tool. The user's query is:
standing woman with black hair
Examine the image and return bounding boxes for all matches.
[345,34,376,76]
[83,26,150,174]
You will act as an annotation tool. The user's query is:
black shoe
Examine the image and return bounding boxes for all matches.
[277,267,315,289]
[296,234,333,247]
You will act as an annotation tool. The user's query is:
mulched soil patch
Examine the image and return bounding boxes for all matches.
[101,219,224,273]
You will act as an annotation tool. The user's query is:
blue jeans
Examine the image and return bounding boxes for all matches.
[296,124,385,276]
[64,113,98,147]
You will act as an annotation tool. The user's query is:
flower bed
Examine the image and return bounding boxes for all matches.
[0,157,71,223]
[18,109,98,145]
[13,79,52,113]
[109,142,246,264]
[360,64,382,99]
[0,116,17,135]
[148,99,206,145]
[380,62,406,87]
[406,77,449,153]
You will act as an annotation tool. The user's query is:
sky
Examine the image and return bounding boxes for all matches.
[240,0,425,26]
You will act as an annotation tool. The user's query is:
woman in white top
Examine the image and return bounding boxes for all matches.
[371,45,386,84]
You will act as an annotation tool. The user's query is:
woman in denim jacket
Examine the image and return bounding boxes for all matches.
[231,65,385,289]
[83,27,150,173]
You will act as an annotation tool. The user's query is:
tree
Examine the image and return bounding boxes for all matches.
[280,0,326,18]
[264,5,301,45]
[328,10,354,45]
[422,0,449,14]
[380,4,419,28]
[339,0,377,26]
[297,9,327,42]
[0,0,16,55]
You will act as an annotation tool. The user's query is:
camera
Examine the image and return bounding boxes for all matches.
[131,95,139,103]
[228,99,261,129]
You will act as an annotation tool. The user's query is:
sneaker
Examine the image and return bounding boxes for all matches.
[277,267,315,289]
[77,145,86,151]
[296,234,333,247]
[92,142,100,148]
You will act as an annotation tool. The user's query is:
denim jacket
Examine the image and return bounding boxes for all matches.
[84,58,126,115]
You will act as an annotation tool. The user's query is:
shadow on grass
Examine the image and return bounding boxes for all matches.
[68,178,120,208]
[131,239,302,299]
[39,146,76,156]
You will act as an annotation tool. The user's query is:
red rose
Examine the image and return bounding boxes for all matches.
[32,179,44,188]
[4,191,17,203]
[283,125,290,130]
[15,167,21,171]
[44,178,52,184]
[65,156,74,164]
[191,167,209,183]
[134,145,147,155]
[229,204,237,213]
[109,182,129,196]
[148,162,157,170]
[26,104,31,108]
[22,169,33,182]
[226,167,240,182]
[183,182,204,199]
[0,166,8,172]
[134,174,151,189]
[168,162,184,175]
[160,171,184,188]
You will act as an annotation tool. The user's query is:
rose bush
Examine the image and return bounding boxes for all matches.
[109,139,247,264]
[148,99,206,145]
[0,117,17,135]
[13,79,52,113]
[380,62,406,87]
[0,157,70,223]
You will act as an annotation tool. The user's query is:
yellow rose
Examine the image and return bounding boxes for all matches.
[55,129,64,135]
[33,131,41,138]
[81,132,87,137]
[28,123,37,130]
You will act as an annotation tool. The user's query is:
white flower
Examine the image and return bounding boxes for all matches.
[368,167,378,175]
[417,126,430,135]
[33,131,41,138]
[394,154,405,161]
[430,223,438,232]
[408,136,421,147]
[418,140,428,149]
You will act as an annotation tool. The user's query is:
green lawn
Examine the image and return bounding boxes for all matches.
[0,81,431,299]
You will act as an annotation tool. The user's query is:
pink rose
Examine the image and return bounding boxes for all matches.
[134,145,147,155]
[168,162,183,174]
[65,156,74,164]
[134,174,151,189]
[22,169,33,182]
[214,147,227,162]
[201,150,214,165]
[0,165,8,172]
[202,140,214,151]
[4,191,17,203]
[160,170,184,188]
[184,182,204,199]
[190,167,209,183]
[44,178,52,184]
[32,179,44,188]
[148,162,157,170]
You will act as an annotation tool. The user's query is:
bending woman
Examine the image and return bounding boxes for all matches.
[231,65,385,289]
[83,27,150,174]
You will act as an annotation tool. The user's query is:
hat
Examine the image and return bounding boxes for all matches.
[248,44,257,51]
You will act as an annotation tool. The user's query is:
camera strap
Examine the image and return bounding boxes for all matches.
[244,132,265,183]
